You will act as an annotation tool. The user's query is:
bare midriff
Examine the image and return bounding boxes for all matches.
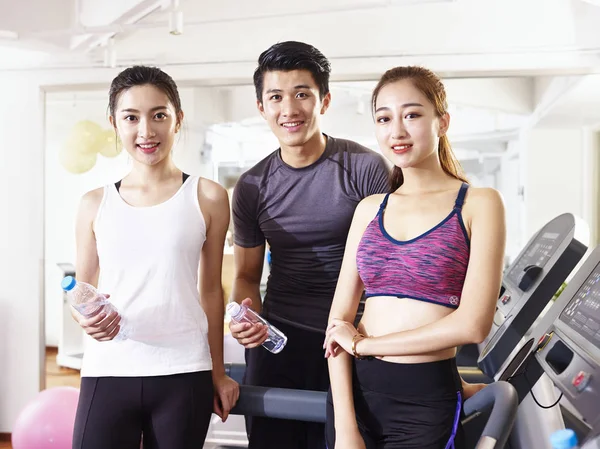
[358,295,457,364]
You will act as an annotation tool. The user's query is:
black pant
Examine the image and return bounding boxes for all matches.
[243,318,329,449]
[326,357,465,449]
[72,371,214,449]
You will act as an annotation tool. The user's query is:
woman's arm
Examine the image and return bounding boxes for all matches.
[327,196,381,436]
[198,179,239,421]
[355,188,506,357]
[72,189,121,341]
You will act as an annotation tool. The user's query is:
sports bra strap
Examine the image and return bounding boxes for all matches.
[115,172,189,193]
[379,193,391,211]
[454,183,469,210]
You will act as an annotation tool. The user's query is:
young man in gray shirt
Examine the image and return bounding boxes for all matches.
[229,41,389,449]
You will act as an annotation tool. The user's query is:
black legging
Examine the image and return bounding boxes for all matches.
[326,358,465,449]
[72,371,214,449]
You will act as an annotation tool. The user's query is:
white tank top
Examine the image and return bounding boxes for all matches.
[81,175,212,377]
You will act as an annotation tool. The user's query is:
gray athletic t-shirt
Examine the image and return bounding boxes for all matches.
[232,135,390,332]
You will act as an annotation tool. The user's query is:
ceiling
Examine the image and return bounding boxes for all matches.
[13,0,600,180]
[2,0,600,75]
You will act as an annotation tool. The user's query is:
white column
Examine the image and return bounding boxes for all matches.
[581,128,600,248]
[0,77,44,432]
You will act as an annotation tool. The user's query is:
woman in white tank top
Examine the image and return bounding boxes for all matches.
[69,66,239,449]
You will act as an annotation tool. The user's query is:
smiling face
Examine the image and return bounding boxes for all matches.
[373,79,449,169]
[257,69,331,152]
[109,84,183,167]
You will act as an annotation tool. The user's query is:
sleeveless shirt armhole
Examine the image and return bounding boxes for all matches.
[91,186,110,235]
[191,176,208,240]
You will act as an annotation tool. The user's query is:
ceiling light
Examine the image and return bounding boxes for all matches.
[103,37,116,68]
[169,0,183,35]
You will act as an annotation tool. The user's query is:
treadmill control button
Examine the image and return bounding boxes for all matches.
[518,265,543,291]
[536,332,553,352]
[501,294,511,305]
[572,371,591,392]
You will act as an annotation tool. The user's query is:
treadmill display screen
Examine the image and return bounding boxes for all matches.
[507,231,561,285]
[560,267,600,349]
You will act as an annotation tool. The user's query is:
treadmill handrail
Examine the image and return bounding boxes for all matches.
[226,364,519,447]
[231,385,327,422]
[463,381,519,449]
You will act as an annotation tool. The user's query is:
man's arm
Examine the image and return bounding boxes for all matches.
[228,244,269,347]
[230,244,265,314]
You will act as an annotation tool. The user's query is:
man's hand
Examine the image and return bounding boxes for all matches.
[228,298,269,348]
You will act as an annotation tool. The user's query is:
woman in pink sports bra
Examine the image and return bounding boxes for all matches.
[323,66,507,449]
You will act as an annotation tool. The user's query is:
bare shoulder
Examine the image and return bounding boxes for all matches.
[464,186,505,232]
[466,186,505,210]
[354,193,386,223]
[197,177,228,203]
[78,187,104,218]
[197,177,229,230]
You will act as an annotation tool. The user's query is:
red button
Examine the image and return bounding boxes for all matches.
[572,371,591,391]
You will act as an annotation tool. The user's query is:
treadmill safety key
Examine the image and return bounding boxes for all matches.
[572,371,592,392]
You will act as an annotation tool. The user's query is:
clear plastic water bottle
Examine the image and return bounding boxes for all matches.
[61,276,130,341]
[550,429,579,449]
[226,302,287,354]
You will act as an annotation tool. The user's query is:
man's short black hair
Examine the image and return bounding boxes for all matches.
[253,41,331,102]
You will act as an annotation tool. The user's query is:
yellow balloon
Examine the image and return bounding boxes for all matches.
[66,120,105,155]
[59,144,98,174]
[97,129,122,158]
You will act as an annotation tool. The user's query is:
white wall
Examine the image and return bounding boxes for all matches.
[0,77,44,433]
[524,128,585,238]
[497,140,525,264]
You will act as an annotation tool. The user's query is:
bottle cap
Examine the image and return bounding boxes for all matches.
[550,429,578,449]
[226,302,242,318]
[61,276,77,292]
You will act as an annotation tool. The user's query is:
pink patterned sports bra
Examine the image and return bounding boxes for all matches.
[356,184,471,309]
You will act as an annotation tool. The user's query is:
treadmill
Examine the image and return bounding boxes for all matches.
[458,213,588,447]
[533,244,600,448]
[477,213,587,381]
[460,214,587,380]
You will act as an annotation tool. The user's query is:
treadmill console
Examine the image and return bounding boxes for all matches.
[478,213,587,380]
[536,245,600,430]
[559,269,600,347]
[506,231,562,293]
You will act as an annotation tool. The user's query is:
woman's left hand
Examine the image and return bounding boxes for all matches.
[212,373,240,422]
[324,319,360,358]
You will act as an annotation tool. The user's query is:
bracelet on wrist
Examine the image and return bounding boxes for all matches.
[351,333,368,359]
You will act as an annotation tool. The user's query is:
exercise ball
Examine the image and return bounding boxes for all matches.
[12,387,80,449]
[59,143,98,174]
[97,129,121,158]
[66,120,104,155]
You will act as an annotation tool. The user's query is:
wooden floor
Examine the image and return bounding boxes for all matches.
[0,347,80,448]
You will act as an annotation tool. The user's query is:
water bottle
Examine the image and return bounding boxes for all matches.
[550,429,579,449]
[226,302,287,354]
[61,276,130,341]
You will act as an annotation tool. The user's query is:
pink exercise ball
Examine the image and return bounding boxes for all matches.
[12,387,80,449]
